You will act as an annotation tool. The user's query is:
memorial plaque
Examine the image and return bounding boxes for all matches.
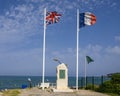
[59,70,65,79]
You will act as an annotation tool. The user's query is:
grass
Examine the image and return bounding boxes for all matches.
[2,89,21,96]
[80,84,119,96]
[106,93,119,96]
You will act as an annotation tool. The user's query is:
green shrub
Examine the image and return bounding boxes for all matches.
[98,80,114,93]
[85,84,99,91]
[85,84,93,90]
[98,73,120,95]
[111,73,120,84]
[114,84,120,95]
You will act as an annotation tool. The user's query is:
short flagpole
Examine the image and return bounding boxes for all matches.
[42,8,46,90]
[76,9,80,91]
[85,56,87,88]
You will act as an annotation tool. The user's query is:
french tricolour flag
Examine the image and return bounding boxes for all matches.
[79,12,96,28]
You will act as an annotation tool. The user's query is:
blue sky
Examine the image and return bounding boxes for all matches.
[0,0,120,76]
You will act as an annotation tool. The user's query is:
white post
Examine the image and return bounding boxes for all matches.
[76,9,80,91]
[42,8,46,90]
[85,56,87,88]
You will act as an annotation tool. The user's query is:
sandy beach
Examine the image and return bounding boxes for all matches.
[12,87,109,96]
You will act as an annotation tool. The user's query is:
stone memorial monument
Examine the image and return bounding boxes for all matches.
[53,63,73,92]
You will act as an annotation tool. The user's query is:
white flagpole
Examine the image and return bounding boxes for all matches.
[42,8,46,90]
[76,9,80,91]
[85,56,87,88]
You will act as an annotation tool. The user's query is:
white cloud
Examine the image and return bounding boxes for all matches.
[0,42,120,76]
[115,36,120,41]
[49,44,120,76]
[0,3,42,47]
[106,46,120,54]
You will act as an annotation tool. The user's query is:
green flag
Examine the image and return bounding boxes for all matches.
[86,56,94,64]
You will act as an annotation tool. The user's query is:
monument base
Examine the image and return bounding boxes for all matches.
[52,88,73,92]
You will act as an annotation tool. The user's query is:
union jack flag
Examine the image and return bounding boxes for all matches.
[46,11,62,25]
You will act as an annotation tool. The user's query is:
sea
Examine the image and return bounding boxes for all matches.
[0,76,110,90]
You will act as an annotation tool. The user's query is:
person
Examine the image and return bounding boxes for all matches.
[28,78,32,88]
